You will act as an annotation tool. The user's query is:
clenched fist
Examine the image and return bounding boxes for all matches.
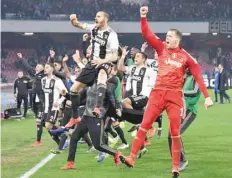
[70,14,77,21]
[17,53,22,59]
[140,6,148,17]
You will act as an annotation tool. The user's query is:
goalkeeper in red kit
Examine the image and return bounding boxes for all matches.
[119,6,214,178]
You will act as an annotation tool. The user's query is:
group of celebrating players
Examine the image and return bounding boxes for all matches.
[16,6,214,178]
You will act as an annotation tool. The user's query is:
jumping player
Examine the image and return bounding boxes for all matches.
[68,11,119,127]
[119,6,213,178]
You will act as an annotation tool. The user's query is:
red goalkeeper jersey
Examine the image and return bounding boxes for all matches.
[141,17,209,98]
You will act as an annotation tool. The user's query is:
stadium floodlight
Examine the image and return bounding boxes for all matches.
[24,32,34,36]
[212,33,217,36]
[228,35,231,38]
[182,33,191,36]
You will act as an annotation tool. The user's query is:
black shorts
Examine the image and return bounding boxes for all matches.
[76,62,112,86]
[44,110,59,125]
[129,95,148,110]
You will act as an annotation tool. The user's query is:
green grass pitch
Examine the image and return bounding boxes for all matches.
[1,90,232,178]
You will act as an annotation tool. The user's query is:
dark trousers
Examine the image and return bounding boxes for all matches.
[168,110,197,162]
[214,90,218,102]
[220,90,230,104]
[17,95,28,117]
[68,116,117,162]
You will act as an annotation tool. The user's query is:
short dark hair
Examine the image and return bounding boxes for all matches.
[45,63,55,69]
[99,11,109,20]
[169,29,182,40]
[138,52,147,60]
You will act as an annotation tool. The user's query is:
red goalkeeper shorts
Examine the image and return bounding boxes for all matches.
[141,89,185,136]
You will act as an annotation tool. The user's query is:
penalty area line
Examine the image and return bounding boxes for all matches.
[19,153,56,178]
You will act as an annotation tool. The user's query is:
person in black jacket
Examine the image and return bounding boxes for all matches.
[16,53,45,147]
[218,64,231,104]
[14,71,31,118]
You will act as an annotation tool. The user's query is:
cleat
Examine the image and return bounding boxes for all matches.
[117,143,129,150]
[97,152,106,163]
[144,140,151,146]
[51,149,62,154]
[113,152,121,166]
[31,141,42,147]
[148,127,156,138]
[137,148,148,159]
[60,161,75,170]
[179,160,188,172]
[119,155,134,168]
[92,107,100,118]
[128,125,139,132]
[87,146,96,153]
[172,171,179,178]
[65,117,81,128]
[157,128,162,138]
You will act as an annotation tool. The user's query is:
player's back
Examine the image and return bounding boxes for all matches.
[155,45,190,92]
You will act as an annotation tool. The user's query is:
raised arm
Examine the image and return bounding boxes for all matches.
[16,53,35,76]
[140,6,164,54]
[118,46,129,72]
[70,14,95,31]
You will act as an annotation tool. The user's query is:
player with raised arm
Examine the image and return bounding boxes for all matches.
[119,6,213,178]
[66,12,119,128]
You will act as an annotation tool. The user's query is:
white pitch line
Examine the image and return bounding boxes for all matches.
[19,153,56,178]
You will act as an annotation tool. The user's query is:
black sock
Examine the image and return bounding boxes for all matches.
[96,84,106,108]
[180,137,186,162]
[114,125,127,144]
[62,107,72,126]
[70,92,80,118]
[58,134,68,150]
[84,133,93,147]
[36,124,43,142]
[109,128,118,138]
[168,133,172,156]
[156,115,162,128]
[48,131,60,145]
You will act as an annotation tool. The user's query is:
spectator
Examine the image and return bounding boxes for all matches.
[13,71,31,119]
[213,66,220,103]
[218,64,231,104]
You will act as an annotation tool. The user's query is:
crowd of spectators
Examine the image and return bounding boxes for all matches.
[2,0,232,21]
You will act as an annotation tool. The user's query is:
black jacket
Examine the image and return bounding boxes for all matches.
[219,69,229,90]
[16,59,45,101]
[14,76,31,96]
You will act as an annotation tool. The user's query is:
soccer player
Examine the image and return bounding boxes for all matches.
[118,47,157,111]
[119,6,213,178]
[60,80,122,170]
[168,68,201,172]
[16,53,45,147]
[68,11,119,127]
[42,63,68,145]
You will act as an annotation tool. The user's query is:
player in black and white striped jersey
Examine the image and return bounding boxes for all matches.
[67,11,119,126]
[42,63,68,145]
[118,47,157,110]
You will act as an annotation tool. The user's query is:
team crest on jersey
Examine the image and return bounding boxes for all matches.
[172,53,177,59]
[104,33,109,39]
[165,58,182,68]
